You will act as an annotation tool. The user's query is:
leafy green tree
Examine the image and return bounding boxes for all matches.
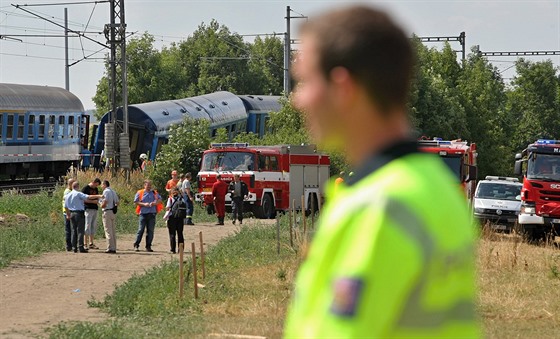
[508,59,560,151]
[409,40,468,139]
[457,50,509,177]
[148,118,211,194]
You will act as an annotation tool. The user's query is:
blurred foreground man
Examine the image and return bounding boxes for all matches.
[284,6,479,338]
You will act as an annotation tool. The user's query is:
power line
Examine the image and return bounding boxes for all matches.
[0,50,104,62]
[18,1,110,6]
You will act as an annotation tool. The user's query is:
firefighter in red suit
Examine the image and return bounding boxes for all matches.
[212,174,229,225]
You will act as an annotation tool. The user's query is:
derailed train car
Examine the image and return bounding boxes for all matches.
[0,83,87,180]
[92,91,281,166]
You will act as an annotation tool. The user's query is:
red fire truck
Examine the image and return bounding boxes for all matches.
[514,139,560,241]
[195,143,331,219]
[418,138,478,201]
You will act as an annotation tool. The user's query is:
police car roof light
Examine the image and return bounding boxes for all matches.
[485,175,519,182]
[536,139,560,145]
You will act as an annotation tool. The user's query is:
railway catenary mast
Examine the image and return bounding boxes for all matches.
[104,0,130,171]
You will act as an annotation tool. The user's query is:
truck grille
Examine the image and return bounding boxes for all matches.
[539,190,560,202]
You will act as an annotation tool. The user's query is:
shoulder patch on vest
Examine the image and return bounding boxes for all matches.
[330,277,364,317]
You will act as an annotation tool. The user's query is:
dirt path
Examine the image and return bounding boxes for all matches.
[0,221,243,338]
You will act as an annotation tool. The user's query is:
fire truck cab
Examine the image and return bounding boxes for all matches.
[514,139,560,241]
[195,143,330,219]
[418,138,478,201]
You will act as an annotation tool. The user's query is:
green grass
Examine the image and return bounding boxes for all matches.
[48,218,300,338]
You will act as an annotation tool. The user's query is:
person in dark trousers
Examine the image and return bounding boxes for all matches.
[228,174,248,225]
[181,172,195,225]
[165,187,185,253]
[64,181,102,253]
[62,178,75,251]
[212,174,228,225]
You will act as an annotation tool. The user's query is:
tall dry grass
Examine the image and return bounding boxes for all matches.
[478,226,560,338]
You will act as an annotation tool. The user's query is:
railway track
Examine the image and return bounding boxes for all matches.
[0,179,59,196]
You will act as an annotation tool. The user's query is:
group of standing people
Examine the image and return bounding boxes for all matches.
[63,177,119,253]
[211,174,249,225]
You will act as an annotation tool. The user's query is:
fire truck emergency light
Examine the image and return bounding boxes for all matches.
[211,143,249,149]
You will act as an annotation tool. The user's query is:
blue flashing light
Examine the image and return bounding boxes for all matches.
[536,139,560,145]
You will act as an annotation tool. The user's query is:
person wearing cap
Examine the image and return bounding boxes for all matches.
[284,5,479,337]
[166,170,180,194]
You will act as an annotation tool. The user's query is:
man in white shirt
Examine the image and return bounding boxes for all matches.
[100,180,119,253]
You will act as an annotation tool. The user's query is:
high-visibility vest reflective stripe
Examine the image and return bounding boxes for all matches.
[284,153,480,338]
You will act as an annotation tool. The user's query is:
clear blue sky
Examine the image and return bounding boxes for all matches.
[1,0,559,109]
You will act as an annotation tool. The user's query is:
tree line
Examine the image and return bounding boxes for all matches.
[94,21,560,182]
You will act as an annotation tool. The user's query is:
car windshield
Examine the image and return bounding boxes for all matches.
[527,153,560,181]
[475,182,521,201]
[441,156,462,182]
[201,152,255,171]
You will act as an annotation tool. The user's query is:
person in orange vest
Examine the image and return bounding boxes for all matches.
[165,170,180,193]
[133,180,162,252]
[212,174,229,225]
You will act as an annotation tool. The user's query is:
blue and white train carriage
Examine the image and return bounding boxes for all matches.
[92,91,252,165]
[0,83,88,180]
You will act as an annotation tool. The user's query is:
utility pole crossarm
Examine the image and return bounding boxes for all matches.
[479,51,560,57]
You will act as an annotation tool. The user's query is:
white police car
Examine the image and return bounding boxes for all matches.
[473,176,523,231]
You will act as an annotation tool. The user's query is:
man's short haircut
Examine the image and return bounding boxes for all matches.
[216,174,222,180]
[93,178,102,185]
[72,181,80,189]
[144,179,152,185]
[103,180,110,187]
[186,173,192,179]
[300,6,414,112]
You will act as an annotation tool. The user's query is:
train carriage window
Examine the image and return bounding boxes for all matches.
[38,115,45,139]
[6,114,14,139]
[17,114,25,140]
[58,116,65,139]
[48,115,55,139]
[28,115,35,139]
[0,114,3,139]
[68,116,74,138]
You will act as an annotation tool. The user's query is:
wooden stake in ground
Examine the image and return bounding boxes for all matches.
[301,195,307,236]
[289,208,293,248]
[311,194,315,229]
[179,242,184,298]
[276,216,280,255]
[199,231,206,280]
[191,242,198,299]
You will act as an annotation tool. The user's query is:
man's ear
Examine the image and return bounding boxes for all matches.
[329,67,356,102]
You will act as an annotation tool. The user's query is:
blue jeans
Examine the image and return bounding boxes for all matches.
[63,213,72,250]
[135,213,156,248]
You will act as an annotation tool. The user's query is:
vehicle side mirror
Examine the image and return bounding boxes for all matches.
[466,165,477,182]
[514,160,522,176]
[515,153,523,161]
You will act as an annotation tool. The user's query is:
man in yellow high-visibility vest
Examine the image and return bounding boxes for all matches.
[284,5,480,338]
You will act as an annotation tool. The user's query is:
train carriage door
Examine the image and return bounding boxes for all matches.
[80,114,90,148]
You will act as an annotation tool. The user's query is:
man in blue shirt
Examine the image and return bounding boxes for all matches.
[133,180,162,252]
[64,181,103,253]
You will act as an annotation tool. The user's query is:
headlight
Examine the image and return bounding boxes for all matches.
[474,208,484,214]
[522,206,535,214]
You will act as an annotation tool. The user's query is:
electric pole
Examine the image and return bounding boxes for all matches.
[64,8,69,90]
[284,6,307,95]
[104,0,130,171]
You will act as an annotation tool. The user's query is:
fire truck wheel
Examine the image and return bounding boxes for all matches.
[255,193,275,219]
